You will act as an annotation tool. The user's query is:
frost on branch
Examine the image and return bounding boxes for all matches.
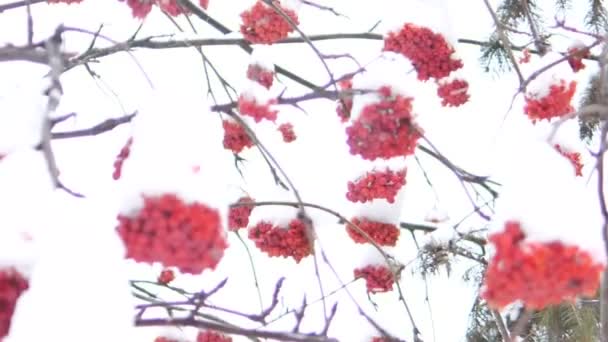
[240,0,300,44]
[482,141,604,310]
[522,52,577,123]
[346,54,422,161]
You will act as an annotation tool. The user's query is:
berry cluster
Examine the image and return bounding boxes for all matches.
[0,267,29,339]
[117,194,227,274]
[346,169,407,204]
[238,96,278,123]
[278,123,296,143]
[519,49,532,64]
[47,0,82,3]
[240,1,299,44]
[120,0,209,19]
[113,137,133,180]
[383,23,463,81]
[524,80,577,123]
[248,219,312,263]
[228,197,255,231]
[371,337,389,342]
[354,264,394,293]
[336,78,353,122]
[197,330,232,342]
[554,144,583,177]
[436,78,470,107]
[567,46,590,73]
[222,120,253,154]
[346,86,421,160]
[482,221,603,310]
[157,268,175,285]
[346,217,400,246]
[247,64,274,89]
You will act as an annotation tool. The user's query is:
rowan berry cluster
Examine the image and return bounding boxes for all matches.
[554,144,583,177]
[222,120,253,154]
[112,137,133,180]
[383,23,463,81]
[482,221,603,310]
[354,264,394,293]
[524,80,577,122]
[154,330,231,342]
[346,217,400,246]
[157,268,175,285]
[238,96,278,123]
[346,169,407,204]
[278,123,296,143]
[116,194,227,274]
[345,86,421,160]
[228,197,255,231]
[248,219,312,262]
[247,64,274,89]
[240,1,299,44]
[567,46,590,72]
[0,267,29,339]
[336,78,353,122]
[47,0,82,3]
[436,78,470,107]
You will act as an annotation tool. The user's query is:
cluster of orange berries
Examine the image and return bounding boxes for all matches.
[346,169,407,204]
[345,86,421,161]
[248,219,312,263]
[346,217,400,246]
[436,78,470,107]
[116,194,227,274]
[240,1,299,44]
[554,144,583,177]
[482,221,603,310]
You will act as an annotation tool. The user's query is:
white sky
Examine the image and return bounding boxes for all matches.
[0,0,604,341]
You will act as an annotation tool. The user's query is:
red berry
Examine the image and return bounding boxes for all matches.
[278,123,296,143]
[346,217,400,246]
[519,49,532,64]
[0,268,29,339]
[524,80,577,123]
[482,221,603,310]
[157,269,175,285]
[554,144,583,177]
[240,1,299,44]
[222,120,254,154]
[567,46,590,73]
[196,330,232,342]
[248,219,312,262]
[112,137,133,180]
[247,64,274,89]
[228,197,255,231]
[346,168,407,204]
[383,23,463,81]
[436,78,469,107]
[238,96,278,123]
[117,194,227,274]
[354,264,394,293]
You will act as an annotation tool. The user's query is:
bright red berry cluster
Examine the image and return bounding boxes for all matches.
[240,1,299,44]
[336,78,353,122]
[354,264,394,293]
[346,86,421,160]
[157,268,175,285]
[247,64,274,89]
[120,0,209,19]
[0,267,29,339]
[228,197,255,231]
[524,80,577,123]
[482,221,603,310]
[554,144,583,177]
[197,330,232,342]
[238,96,278,123]
[113,137,133,180]
[346,169,406,204]
[278,123,296,143]
[567,46,590,73]
[117,194,227,274]
[436,78,470,107]
[346,217,400,246]
[383,23,463,81]
[222,120,253,154]
[248,219,312,263]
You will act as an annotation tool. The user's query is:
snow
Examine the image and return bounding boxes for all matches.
[424,205,450,224]
[247,182,301,228]
[420,224,457,247]
[240,79,277,105]
[490,139,605,263]
[281,0,303,12]
[521,51,575,100]
[350,51,419,122]
[250,45,276,72]
[6,195,137,342]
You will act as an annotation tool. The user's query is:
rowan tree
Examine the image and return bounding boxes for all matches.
[0,0,608,341]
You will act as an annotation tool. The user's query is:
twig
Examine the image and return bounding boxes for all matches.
[492,309,511,341]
